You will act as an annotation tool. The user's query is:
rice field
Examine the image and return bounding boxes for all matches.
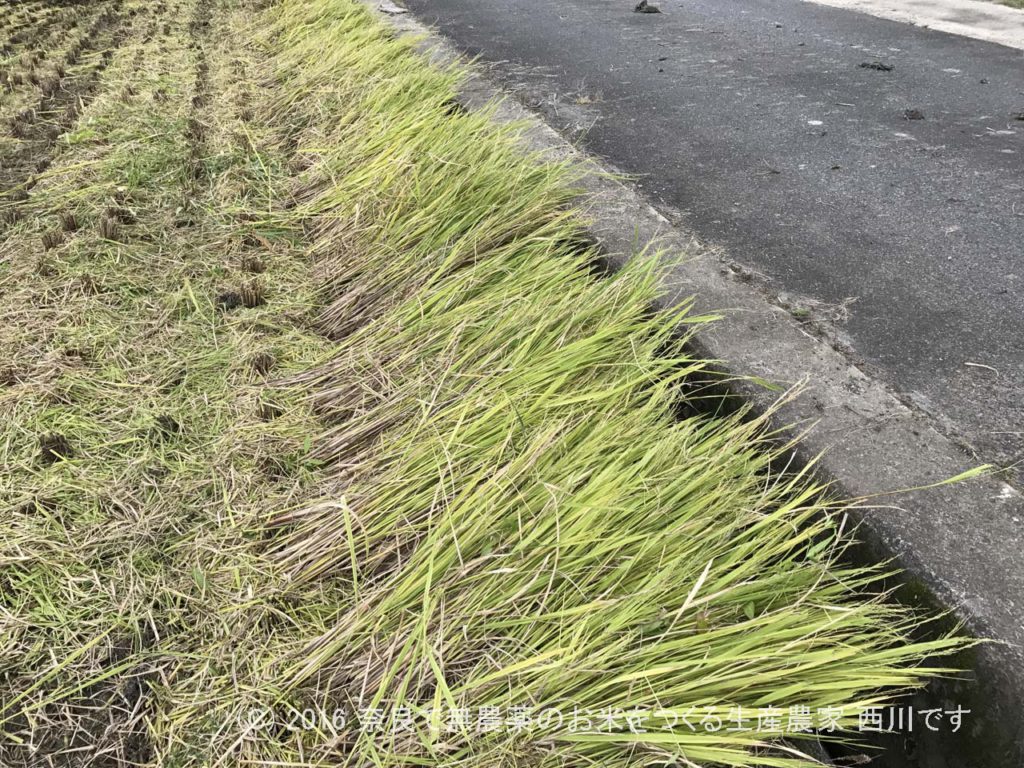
[0,0,969,766]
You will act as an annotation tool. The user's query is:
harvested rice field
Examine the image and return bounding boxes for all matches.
[0,1,970,766]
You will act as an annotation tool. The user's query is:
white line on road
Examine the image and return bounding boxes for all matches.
[802,0,1024,50]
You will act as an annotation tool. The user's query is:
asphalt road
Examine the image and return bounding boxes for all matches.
[402,0,1024,484]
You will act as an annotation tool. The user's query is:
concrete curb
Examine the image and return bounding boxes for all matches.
[375,4,1023,765]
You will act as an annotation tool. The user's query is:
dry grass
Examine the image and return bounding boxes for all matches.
[0,1,331,763]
